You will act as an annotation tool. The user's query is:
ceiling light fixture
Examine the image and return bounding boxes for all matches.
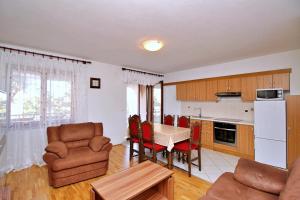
[142,40,164,52]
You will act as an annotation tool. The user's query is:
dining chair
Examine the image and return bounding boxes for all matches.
[163,114,175,126]
[177,115,191,128]
[176,115,191,161]
[173,121,202,177]
[128,115,141,161]
[141,121,167,163]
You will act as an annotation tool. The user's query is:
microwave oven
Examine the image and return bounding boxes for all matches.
[256,88,284,100]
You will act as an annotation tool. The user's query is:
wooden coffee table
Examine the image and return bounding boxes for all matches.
[90,161,174,200]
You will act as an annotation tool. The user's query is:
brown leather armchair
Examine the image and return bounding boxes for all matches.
[43,122,112,187]
[201,158,300,200]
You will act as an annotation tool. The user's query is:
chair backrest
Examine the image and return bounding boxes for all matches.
[190,122,201,146]
[47,122,103,148]
[128,115,141,139]
[177,115,190,128]
[164,114,175,126]
[141,121,154,143]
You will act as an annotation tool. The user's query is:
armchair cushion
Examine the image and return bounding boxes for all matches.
[234,158,288,195]
[45,141,68,158]
[89,136,111,152]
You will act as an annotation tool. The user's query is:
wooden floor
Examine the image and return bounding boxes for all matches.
[1,145,211,200]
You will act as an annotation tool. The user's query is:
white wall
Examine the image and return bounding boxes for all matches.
[164,49,300,120]
[0,43,127,145]
[87,62,127,145]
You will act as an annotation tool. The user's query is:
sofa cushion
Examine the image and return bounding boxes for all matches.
[45,141,68,158]
[204,172,279,200]
[59,122,95,142]
[234,158,288,195]
[52,147,109,171]
[279,158,300,200]
[89,136,111,152]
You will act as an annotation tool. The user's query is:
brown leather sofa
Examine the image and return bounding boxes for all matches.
[201,158,300,200]
[43,122,112,187]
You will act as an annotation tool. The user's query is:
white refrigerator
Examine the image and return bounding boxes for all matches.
[254,100,286,168]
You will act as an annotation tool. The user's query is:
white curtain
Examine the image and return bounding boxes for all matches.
[122,69,163,86]
[0,50,88,173]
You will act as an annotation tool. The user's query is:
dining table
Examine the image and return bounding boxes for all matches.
[151,123,191,169]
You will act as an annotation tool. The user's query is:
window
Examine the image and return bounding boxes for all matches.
[8,69,74,127]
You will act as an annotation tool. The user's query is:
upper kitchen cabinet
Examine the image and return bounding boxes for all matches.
[241,76,257,101]
[185,82,196,101]
[273,73,290,90]
[217,77,241,92]
[176,83,187,101]
[257,74,273,89]
[206,79,218,101]
[194,80,207,101]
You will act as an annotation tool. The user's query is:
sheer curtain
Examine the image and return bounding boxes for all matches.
[0,50,88,173]
[122,69,163,86]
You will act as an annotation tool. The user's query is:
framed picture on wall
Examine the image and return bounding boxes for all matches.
[90,78,101,89]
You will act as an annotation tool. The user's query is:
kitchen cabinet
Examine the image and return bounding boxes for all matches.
[287,95,300,168]
[273,73,290,90]
[257,74,273,89]
[186,82,196,101]
[206,79,218,101]
[241,76,257,101]
[176,83,187,101]
[217,77,241,92]
[237,124,254,160]
[194,80,207,101]
[201,120,214,149]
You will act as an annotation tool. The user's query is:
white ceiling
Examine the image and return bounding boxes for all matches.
[0,0,300,73]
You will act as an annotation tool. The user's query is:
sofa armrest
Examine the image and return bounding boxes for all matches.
[234,158,288,195]
[43,152,60,166]
[101,143,113,152]
[45,141,68,158]
[89,136,111,152]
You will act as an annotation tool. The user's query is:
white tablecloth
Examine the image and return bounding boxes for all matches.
[153,123,190,151]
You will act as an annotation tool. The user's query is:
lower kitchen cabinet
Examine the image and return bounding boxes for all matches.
[201,120,214,149]
[237,124,254,160]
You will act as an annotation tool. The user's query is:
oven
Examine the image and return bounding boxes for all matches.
[214,122,237,146]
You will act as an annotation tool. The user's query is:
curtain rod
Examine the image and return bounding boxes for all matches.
[0,46,92,64]
[122,67,164,77]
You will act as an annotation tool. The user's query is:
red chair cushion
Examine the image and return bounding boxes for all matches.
[132,138,139,143]
[164,116,173,126]
[130,121,139,137]
[178,117,189,128]
[141,122,152,142]
[173,141,198,152]
[143,142,167,152]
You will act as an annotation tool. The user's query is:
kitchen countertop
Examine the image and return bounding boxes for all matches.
[190,116,254,126]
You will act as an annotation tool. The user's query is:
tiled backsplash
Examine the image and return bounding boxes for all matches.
[181,97,254,121]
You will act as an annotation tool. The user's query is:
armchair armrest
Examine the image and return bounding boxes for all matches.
[89,136,111,152]
[43,152,60,166]
[45,141,68,158]
[234,158,288,195]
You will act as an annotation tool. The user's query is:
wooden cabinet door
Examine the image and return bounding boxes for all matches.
[206,79,218,101]
[176,83,187,100]
[195,80,206,101]
[257,74,273,89]
[241,76,257,101]
[186,82,196,101]
[228,77,241,92]
[273,73,290,90]
[202,120,213,149]
[287,95,300,168]
[237,124,254,160]
[217,78,228,92]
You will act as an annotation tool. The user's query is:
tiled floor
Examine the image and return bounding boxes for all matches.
[151,148,239,183]
[125,142,240,183]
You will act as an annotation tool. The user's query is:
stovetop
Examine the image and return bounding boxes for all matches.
[213,118,243,122]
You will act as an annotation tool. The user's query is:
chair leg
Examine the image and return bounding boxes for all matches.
[177,152,181,162]
[153,151,157,163]
[182,153,186,164]
[198,148,201,171]
[129,140,133,161]
[188,151,191,177]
